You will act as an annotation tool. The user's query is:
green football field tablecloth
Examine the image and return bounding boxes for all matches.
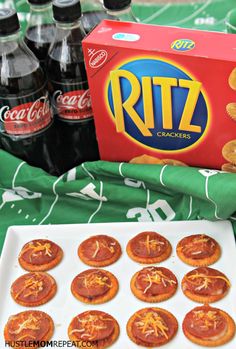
[0,0,236,253]
[0,150,236,253]
[10,0,236,32]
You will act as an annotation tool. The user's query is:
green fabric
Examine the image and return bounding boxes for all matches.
[10,0,236,32]
[0,150,236,253]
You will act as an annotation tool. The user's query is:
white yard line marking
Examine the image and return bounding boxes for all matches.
[143,4,171,23]
[88,181,104,224]
[205,176,221,220]
[38,175,63,225]
[171,0,211,25]
[12,161,26,189]
[82,163,95,180]
[160,165,168,187]
[119,163,125,177]
[187,195,193,220]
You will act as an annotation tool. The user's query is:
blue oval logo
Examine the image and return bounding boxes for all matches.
[171,39,195,52]
[107,58,209,152]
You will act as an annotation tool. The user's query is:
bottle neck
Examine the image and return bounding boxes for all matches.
[55,18,84,31]
[0,31,21,43]
[105,6,132,16]
[29,2,52,12]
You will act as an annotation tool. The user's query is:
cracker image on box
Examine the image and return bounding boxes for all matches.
[226,103,236,121]
[127,307,178,347]
[181,267,230,303]
[130,154,164,164]
[182,305,236,347]
[229,68,236,90]
[127,231,172,264]
[68,310,119,348]
[78,235,122,267]
[221,163,236,173]
[71,269,118,304]
[18,239,63,272]
[4,310,54,348]
[176,234,221,266]
[222,140,236,164]
[11,272,57,307]
[131,266,178,302]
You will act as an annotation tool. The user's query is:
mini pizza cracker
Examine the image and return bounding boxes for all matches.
[127,307,178,347]
[222,140,236,165]
[176,234,221,267]
[127,231,172,264]
[78,235,121,267]
[162,159,188,166]
[68,310,119,348]
[229,68,236,90]
[226,103,236,121]
[182,305,235,347]
[4,310,54,349]
[131,267,178,303]
[129,155,164,164]
[11,272,57,307]
[182,267,230,303]
[18,239,63,272]
[71,269,118,304]
[221,163,236,173]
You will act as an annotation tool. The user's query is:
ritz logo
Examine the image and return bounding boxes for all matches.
[106,58,209,152]
[171,39,195,52]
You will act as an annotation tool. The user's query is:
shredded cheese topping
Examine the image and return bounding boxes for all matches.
[92,240,116,259]
[21,241,53,262]
[69,314,112,341]
[135,311,169,339]
[179,235,215,255]
[193,310,222,331]
[139,235,165,255]
[9,313,41,336]
[139,268,176,294]
[186,272,230,291]
[14,273,45,299]
[78,271,112,289]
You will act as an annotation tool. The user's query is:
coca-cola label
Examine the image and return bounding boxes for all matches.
[0,89,52,135]
[50,81,93,121]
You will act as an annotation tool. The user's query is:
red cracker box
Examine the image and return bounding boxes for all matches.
[82,20,236,169]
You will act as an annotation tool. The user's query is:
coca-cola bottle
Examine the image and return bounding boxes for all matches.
[24,0,56,69]
[81,0,107,34]
[47,0,99,175]
[0,8,56,174]
[103,0,138,22]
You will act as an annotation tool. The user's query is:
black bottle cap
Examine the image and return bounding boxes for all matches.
[53,0,82,23]
[0,8,20,36]
[28,0,52,5]
[103,0,131,11]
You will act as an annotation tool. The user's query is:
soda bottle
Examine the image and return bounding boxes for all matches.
[103,0,138,22]
[47,0,99,175]
[0,8,56,174]
[81,0,107,34]
[24,0,56,69]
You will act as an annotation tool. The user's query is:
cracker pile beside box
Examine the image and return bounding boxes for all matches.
[82,20,236,170]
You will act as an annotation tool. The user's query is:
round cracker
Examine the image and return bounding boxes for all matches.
[222,140,236,165]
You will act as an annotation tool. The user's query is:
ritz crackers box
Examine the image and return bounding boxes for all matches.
[82,20,236,169]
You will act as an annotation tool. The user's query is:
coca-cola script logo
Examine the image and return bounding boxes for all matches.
[53,89,93,120]
[0,96,52,135]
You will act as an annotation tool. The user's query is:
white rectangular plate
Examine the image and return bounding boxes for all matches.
[0,221,236,348]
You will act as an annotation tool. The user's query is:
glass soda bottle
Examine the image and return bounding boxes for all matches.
[47,0,99,175]
[0,8,56,174]
[103,0,138,22]
[81,0,107,34]
[24,0,56,69]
